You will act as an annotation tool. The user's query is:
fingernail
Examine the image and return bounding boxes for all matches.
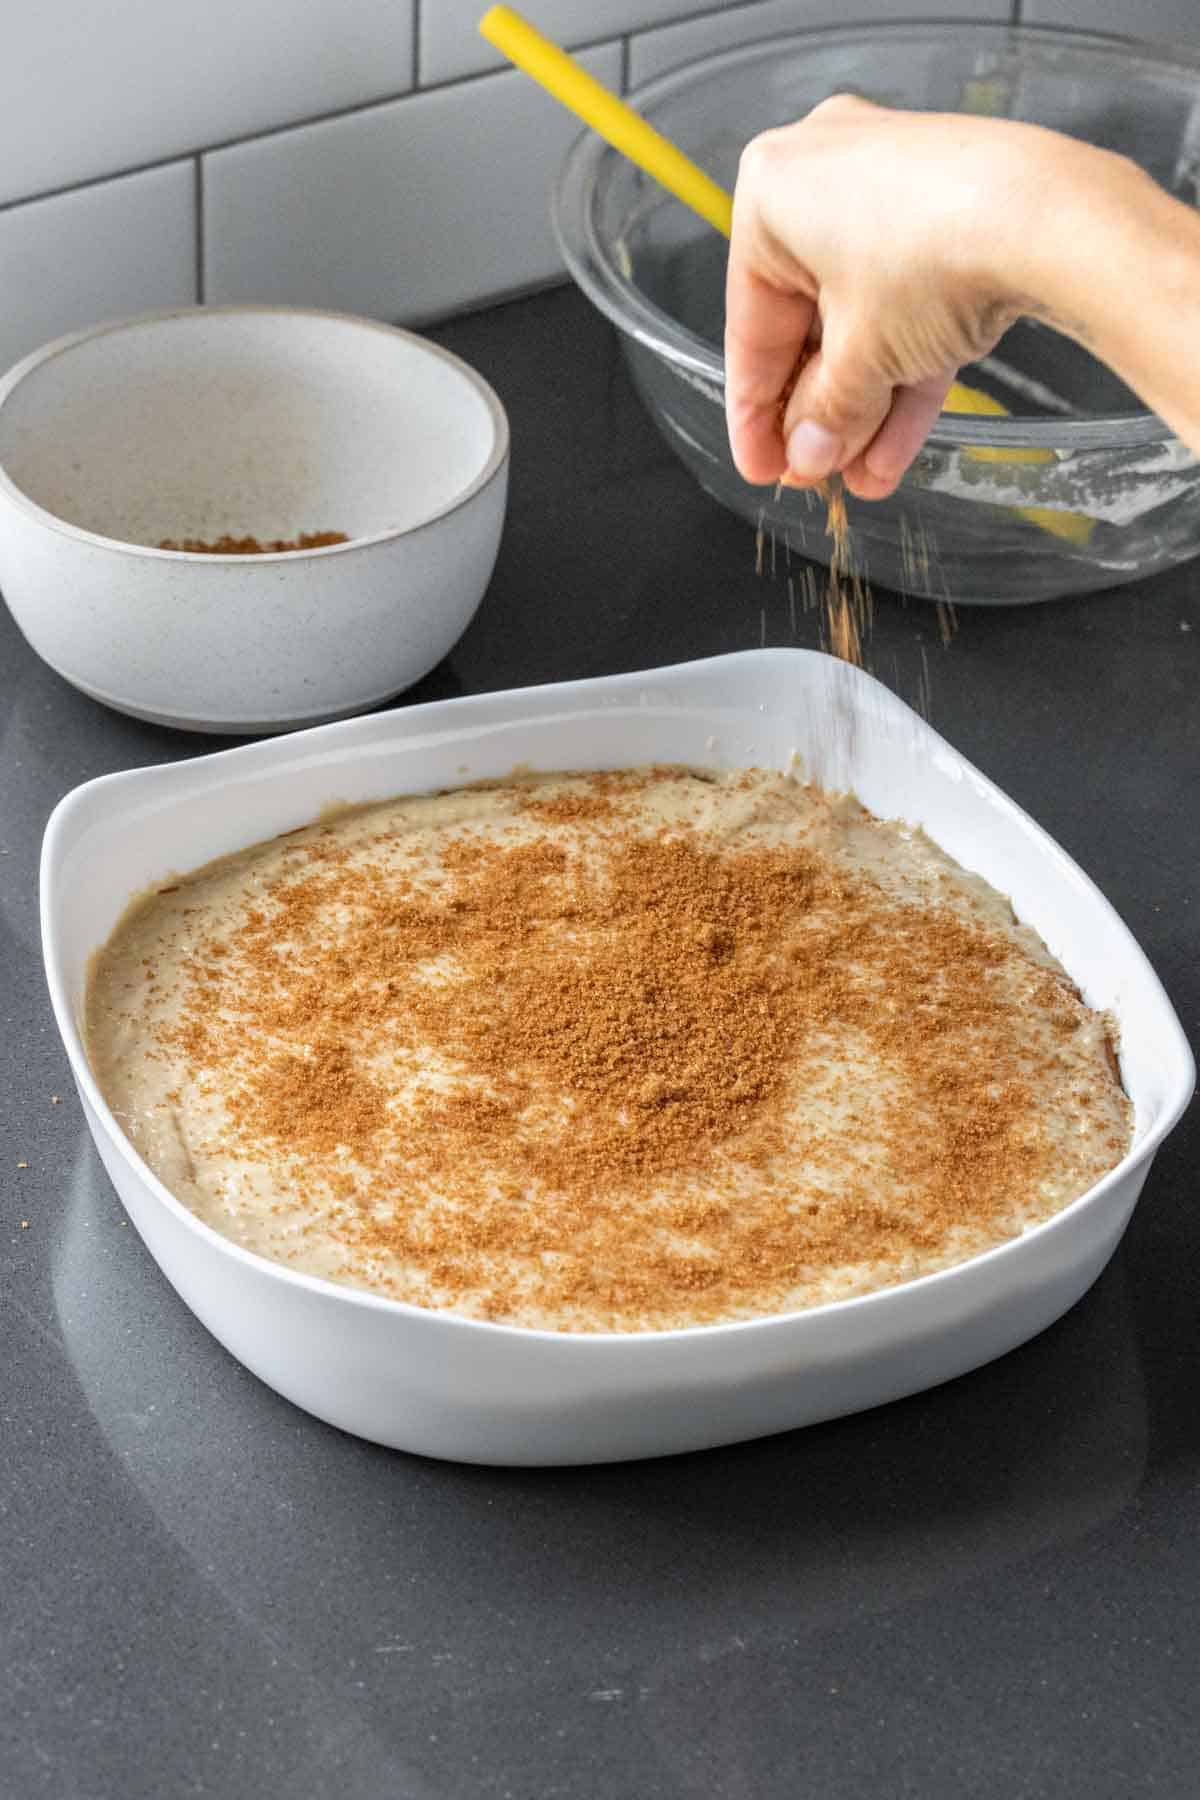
[785,420,842,481]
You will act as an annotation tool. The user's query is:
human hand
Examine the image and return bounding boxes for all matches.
[724,97,1100,499]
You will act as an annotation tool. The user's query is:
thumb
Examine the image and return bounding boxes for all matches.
[779,325,895,486]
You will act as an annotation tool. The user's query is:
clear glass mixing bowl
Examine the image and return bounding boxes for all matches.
[554,22,1200,604]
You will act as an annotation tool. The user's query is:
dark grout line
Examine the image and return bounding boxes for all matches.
[621,0,748,54]
[194,158,206,305]
[626,0,816,61]
[0,153,197,217]
[620,33,631,95]
[412,29,624,92]
[0,32,630,219]
[412,0,422,91]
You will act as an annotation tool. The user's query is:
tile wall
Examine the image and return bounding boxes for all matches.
[1,0,1198,371]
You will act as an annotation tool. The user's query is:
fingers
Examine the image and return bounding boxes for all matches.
[724,264,816,485]
[779,321,895,486]
[730,311,950,498]
[842,371,955,499]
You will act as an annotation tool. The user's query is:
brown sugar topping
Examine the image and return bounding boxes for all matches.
[152,769,1130,1330]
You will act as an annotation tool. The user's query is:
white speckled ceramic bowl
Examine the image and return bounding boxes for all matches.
[42,652,1194,1465]
[0,307,509,733]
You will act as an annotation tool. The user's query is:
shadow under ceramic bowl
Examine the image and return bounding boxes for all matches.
[554,22,1200,605]
[0,306,509,732]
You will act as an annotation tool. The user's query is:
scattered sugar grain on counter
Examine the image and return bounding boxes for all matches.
[937,599,958,648]
[918,644,933,720]
[900,513,934,597]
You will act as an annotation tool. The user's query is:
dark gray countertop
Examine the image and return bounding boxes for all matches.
[2,286,1197,1799]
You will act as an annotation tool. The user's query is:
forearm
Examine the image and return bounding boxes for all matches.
[990,135,1200,453]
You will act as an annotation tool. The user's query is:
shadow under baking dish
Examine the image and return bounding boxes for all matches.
[40,651,1194,1464]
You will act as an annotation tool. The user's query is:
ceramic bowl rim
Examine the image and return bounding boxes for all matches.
[0,303,511,559]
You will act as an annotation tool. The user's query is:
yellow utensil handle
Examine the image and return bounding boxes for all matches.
[479,5,734,236]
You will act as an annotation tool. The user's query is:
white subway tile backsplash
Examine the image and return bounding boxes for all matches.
[421,0,726,85]
[22,0,1187,370]
[1019,0,1200,47]
[630,0,1013,88]
[0,163,196,376]
[202,45,623,321]
[1,0,415,208]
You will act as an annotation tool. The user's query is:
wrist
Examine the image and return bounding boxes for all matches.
[999,134,1174,359]
[959,127,1111,338]
[1024,141,1200,443]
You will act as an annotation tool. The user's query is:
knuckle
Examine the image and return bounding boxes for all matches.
[818,92,876,123]
[810,369,886,440]
[735,130,780,190]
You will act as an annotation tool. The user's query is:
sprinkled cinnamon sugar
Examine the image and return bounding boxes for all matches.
[819,478,871,668]
[765,476,871,669]
[85,767,1131,1332]
[158,531,349,554]
[773,354,871,669]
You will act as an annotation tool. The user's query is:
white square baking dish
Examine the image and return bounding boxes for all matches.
[41,651,1194,1464]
